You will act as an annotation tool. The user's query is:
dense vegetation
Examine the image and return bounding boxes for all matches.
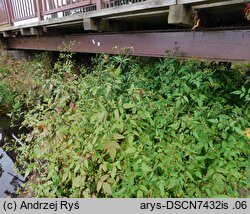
[0,51,249,197]
[0,52,52,114]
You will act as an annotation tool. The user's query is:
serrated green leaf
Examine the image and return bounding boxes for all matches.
[234,127,244,135]
[97,181,102,193]
[100,164,107,172]
[125,147,136,154]
[102,182,112,195]
[84,160,89,169]
[114,109,119,120]
[139,185,148,192]
[195,171,202,179]
[98,111,106,123]
[137,189,143,198]
[142,163,151,172]
[197,99,203,107]
[159,183,165,196]
[128,135,134,144]
[230,170,241,178]
[108,147,116,162]
[101,174,109,182]
[123,103,134,109]
[231,90,242,95]
[208,119,218,124]
[216,168,229,174]
[105,84,111,98]
[176,99,181,108]
[183,95,189,103]
[186,171,194,181]
[206,168,214,178]
[112,133,125,140]
[193,131,199,139]
[111,167,117,179]
[72,176,85,188]
[168,179,178,190]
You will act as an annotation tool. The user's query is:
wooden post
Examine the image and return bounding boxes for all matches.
[3,0,13,25]
[35,0,44,21]
[48,0,56,10]
[168,4,193,27]
[84,18,98,30]
[96,0,102,10]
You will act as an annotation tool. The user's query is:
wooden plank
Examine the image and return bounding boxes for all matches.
[168,5,193,26]
[106,9,169,20]
[6,30,250,61]
[194,0,247,9]
[45,20,83,28]
[0,0,247,32]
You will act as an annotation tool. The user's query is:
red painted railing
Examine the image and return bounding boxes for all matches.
[42,0,94,15]
[0,0,147,26]
[10,0,37,21]
[0,0,9,25]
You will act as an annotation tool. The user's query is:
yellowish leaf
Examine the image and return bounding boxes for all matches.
[112,133,125,140]
[102,182,112,195]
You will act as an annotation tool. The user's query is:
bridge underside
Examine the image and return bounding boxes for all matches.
[1,0,249,61]
[5,29,250,61]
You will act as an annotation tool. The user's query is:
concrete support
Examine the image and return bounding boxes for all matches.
[168,4,193,27]
[6,50,30,60]
[83,18,98,31]
[2,31,19,38]
[20,28,32,36]
[30,27,40,36]
[2,32,10,38]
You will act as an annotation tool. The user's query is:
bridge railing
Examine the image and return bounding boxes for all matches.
[0,0,9,25]
[0,0,148,26]
[0,0,38,24]
[103,0,146,8]
[42,0,96,17]
[10,0,37,22]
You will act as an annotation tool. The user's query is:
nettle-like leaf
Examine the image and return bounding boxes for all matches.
[102,182,112,195]
[105,141,121,162]
[123,103,134,109]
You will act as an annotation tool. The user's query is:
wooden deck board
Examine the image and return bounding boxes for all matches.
[0,0,247,33]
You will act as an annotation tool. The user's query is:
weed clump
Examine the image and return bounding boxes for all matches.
[2,51,249,197]
[0,51,52,114]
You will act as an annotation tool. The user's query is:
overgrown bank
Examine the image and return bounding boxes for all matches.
[0,51,249,197]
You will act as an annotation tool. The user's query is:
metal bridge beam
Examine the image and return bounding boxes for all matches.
[6,30,250,61]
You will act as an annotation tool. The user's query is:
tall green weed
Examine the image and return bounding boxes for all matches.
[17,53,250,197]
[0,51,52,114]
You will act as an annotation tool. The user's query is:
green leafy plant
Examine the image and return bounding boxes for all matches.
[5,52,249,198]
[0,51,52,114]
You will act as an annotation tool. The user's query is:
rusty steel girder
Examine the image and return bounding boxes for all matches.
[6,30,250,61]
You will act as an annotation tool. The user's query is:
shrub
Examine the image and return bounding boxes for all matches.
[0,51,52,113]
[17,53,249,197]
